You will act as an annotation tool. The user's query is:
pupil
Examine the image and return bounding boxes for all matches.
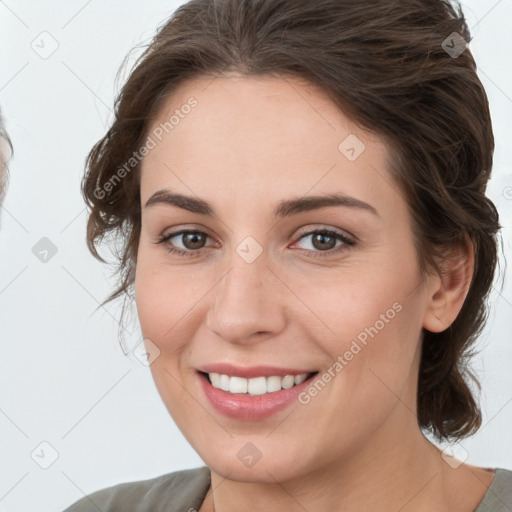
[184,233,205,249]
[313,233,335,250]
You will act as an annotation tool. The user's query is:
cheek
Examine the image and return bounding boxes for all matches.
[291,274,424,455]
[134,259,204,425]
[302,263,415,341]
[134,264,171,342]
[134,246,206,344]
[299,252,424,391]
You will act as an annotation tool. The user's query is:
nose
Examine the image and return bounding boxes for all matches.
[205,252,287,345]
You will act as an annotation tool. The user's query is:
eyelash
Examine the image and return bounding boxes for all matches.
[155,227,356,259]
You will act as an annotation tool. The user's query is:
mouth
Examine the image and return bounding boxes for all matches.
[195,363,321,420]
[199,371,319,396]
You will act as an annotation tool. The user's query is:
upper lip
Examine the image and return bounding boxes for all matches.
[197,363,317,379]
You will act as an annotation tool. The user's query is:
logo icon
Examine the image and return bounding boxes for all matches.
[442,32,468,58]
[338,134,366,162]
[441,443,469,469]
[236,236,263,264]
[32,237,58,263]
[236,442,263,468]
[31,441,59,469]
[133,338,161,366]
[31,32,59,60]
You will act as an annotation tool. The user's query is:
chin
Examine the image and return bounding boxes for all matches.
[193,436,319,484]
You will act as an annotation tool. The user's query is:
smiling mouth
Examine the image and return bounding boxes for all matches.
[200,371,318,396]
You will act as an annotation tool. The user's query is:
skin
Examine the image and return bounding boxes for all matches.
[0,136,9,206]
[135,73,494,511]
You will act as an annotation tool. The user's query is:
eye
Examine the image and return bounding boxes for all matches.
[156,229,215,257]
[155,226,356,258]
[291,227,356,258]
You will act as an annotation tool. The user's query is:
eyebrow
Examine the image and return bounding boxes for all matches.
[144,190,379,218]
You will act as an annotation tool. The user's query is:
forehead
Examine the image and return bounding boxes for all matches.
[140,73,404,224]
[146,72,378,158]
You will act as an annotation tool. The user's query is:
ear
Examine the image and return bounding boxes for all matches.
[422,237,475,333]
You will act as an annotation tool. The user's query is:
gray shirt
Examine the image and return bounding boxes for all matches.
[62,466,512,511]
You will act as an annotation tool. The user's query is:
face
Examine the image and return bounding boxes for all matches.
[135,73,435,483]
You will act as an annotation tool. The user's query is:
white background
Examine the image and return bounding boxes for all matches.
[0,1,511,511]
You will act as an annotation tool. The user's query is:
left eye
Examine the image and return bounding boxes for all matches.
[293,229,354,252]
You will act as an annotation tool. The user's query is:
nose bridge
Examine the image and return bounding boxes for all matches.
[206,245,285,343]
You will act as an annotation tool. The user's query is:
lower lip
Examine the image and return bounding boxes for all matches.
[198,372,316,421]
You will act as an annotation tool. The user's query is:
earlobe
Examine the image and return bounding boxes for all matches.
[422,238,475,333]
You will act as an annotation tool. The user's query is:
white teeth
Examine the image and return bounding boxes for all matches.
[266,375,282,393]
[281,375,295,389]
[219,374,230,392]
[247,376,267,395]
[230,376,248,394]
[294,374,307,385]
[207,372,311,395]
[210,373,220,388]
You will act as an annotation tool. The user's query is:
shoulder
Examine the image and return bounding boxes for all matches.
[475,468,512,512]
[61,466,210,512]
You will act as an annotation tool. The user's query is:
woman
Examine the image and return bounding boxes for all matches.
[63,0,511,510]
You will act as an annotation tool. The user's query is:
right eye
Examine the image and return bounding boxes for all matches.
[156,229,216,257]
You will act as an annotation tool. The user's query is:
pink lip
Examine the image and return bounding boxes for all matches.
[196,370,318,421]
[197,363,316,379]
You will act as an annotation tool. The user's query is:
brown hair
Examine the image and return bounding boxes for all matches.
[83,0,501,441]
